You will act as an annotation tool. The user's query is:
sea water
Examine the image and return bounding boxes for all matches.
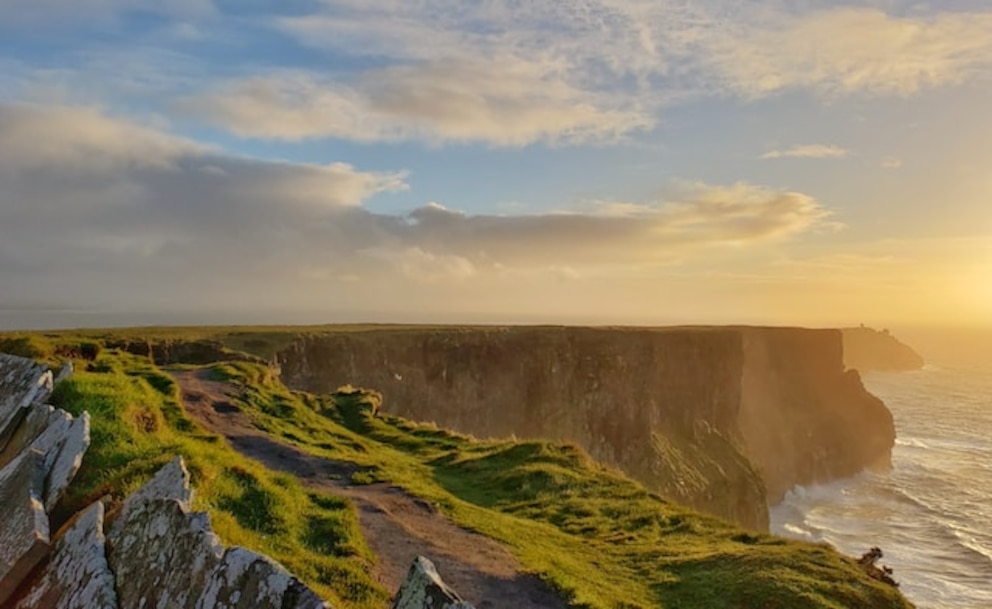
[771,359,992,608]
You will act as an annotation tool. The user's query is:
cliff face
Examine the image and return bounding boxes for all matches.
[738,329,895,504]
[277,326,896,530]
[842,327,925,371]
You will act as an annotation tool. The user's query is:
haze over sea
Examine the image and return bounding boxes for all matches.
[772,331,992,609]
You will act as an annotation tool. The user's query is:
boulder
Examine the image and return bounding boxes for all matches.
[392,556,475,609]
[196,547,330,609]
[108,455,193,540]
[44,412,91,512]
[0,403,55,470]
[107,457,332,609]
[13,501,117,609]
[0,449,51,605]
[0,354,53,452]
[108,497,224,609]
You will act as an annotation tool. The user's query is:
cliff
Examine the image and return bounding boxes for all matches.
[842,327,924,371]
[276,326,897,529]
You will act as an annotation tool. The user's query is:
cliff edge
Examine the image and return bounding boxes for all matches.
[842,327,924,371]
[276,326,896,529]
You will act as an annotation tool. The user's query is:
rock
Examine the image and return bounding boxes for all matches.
[13,501,117,609]
[392,556,475,609]
[0,449,51,606]
[196,547,331,609]
[0,403,55,470]
[107,497,224,609]
[53,361,74,387]
[108,455,193,540]
[45,412,91,512]
[107,457,331,609]
[858,546,900,588]
[0,353,54,452]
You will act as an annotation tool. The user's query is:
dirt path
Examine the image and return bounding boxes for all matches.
[173,370,567,609]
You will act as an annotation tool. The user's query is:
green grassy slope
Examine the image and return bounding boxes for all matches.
[1,330,914,609]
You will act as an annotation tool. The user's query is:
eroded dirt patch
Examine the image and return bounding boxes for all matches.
[172,369,567,609]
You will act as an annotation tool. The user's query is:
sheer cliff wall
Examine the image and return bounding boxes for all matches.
[277,326,895,530]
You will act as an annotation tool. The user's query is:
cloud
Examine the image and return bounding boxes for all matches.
[761,144,850,160]
[177,60,652,146]
[694,7,992,97]
[0,102,832,314]
[881,157,903,170]
[276,2,992,101]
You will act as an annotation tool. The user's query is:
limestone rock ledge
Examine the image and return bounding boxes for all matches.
[106,456,332,609]
[13,501,117,609]
[393,556,475,609]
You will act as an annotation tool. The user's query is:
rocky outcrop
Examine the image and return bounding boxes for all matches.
[103,339,263,367]
[0,354,53,452]
[842,327,924,371]
[277,326,896,529]
[13,502,118,609]
[106,457,331,609]
[0,449,50,606]
[393,556,474,609]
[0,353,332,609]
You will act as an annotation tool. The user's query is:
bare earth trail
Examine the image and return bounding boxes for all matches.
[171,370,568,609]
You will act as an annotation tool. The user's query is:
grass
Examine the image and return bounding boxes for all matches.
[3,330,915,609]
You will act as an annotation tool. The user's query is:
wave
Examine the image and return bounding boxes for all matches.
[776,361,992,609]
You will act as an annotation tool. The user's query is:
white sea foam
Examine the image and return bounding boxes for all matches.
[771,363,992,609]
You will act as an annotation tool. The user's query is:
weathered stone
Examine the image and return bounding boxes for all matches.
[0,402,55,470]
[107,497,224,609]
[24,409,74,474]
[0,353,53,452]
[108,455,193,540]
[392,556,475,609]
[105,458,331,609]
[53,361,74,387]
[13,501,117,609]
[45,412,91,512]
[0,449,51,606]
[196,547,331,609]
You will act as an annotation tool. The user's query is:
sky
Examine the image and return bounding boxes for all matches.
[1,0,990,330]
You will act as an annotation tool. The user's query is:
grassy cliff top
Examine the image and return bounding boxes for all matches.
[2,330,913,609]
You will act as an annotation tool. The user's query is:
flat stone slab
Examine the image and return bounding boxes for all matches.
[13,501,117,609]
[0,403,55,471]
[44,412,90,512]
[107,457,332,609]
[0,353,53,452]
[108,455,193,541]
[196,547,330,609]
[0,449,51,606]
[108,497,224,609]
[393,556,475,609]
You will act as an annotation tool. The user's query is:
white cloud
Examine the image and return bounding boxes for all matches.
[279,2,992,99]
[716,8,992,96]
[761,144,850,160]
[881,157,904,169]
[0,102,833,313]
[178,60,652,146]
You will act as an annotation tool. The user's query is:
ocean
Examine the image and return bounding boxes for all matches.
[771,353,992,608]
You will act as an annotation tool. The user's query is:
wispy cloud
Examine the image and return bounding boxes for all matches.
[177,61,653,146]
[5,2,992,147]
[881,157,903,170]
[761,144,850,160]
